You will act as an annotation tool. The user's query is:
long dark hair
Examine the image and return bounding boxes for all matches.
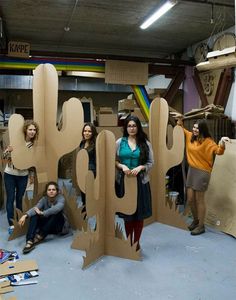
[123,115,149,164]
[81,122,98,151]
[191,119,212,143]
[43,181,60,196]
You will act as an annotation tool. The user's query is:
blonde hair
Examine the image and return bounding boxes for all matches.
[23,120,39,142]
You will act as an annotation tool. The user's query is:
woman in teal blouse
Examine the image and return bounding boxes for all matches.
[116,115,154,251]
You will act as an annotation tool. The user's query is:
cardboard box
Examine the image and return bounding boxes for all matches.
[98,113,117,126]
[118,99,137,111]
[99,107,113,114]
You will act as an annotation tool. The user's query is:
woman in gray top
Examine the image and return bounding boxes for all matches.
[18,181,68,254]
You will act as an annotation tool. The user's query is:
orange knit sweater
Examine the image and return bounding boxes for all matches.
[184,128,225,173]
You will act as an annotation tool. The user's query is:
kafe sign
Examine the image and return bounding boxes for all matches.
[8,41,30,58]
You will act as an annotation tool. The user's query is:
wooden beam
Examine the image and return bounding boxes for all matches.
[148,65,185,76]
[163,71,185,105]
[193,69,209,107]
[214,68,234,108]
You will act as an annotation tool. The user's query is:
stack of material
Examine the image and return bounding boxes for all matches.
[170,104,232,142]
[118,98,137,112]
[183,104,226,120]
[98,107,117,126]
[0,251,38,296]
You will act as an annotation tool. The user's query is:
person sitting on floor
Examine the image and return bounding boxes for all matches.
[18,181,69,254]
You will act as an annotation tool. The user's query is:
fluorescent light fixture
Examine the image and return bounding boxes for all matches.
[66,71,105,78]
[140,0,178,30]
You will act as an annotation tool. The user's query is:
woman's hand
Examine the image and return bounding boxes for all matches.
[121,164,131,175]
[219,136,231,146]
[18,214,27,227]
[34,207,43,215]
[221,137,231,143]
[130,165,145,176]
[4,145,13,153]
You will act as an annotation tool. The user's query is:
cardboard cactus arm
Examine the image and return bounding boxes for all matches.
[85,171,100,217]
[56,98,84,156]
[9,114,34,169]
[168,125,185,166]
[76,149,89,193]
[150,98,184,172]
[114,175,137,215]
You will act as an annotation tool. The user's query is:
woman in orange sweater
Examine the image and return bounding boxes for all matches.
[177,118,230,235]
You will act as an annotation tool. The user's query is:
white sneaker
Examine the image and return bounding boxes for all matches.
[8,225,14,235]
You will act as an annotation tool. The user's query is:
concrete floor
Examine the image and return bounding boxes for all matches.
[0,209,236,300]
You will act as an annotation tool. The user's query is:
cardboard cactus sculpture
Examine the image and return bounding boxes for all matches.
[149,98,187,229]
[9,64,84,187]
[8,195,36,241]
[72,130,140,269]
[7,63,84,239]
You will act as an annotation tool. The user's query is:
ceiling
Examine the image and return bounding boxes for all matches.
[0,0,235,62]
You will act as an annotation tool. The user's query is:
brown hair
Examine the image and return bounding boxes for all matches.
[23,120,39,142]
[81,122,98,151]
[43,181,60,196]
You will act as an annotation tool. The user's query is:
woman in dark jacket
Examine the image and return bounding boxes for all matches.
[79,123,98,214]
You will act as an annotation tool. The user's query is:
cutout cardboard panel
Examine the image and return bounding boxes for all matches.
[149,98,187,229]
[63,186,87,231]
[8,195,39,241]
[72,130,140,268]
[105,60,148,85]
[9,64,84,192]
[7,63,84,239]
[0,260,38,276]
[0,281,14,294]
[205,140,236,237]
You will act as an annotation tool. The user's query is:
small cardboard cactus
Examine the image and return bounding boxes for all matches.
[149,97,186,229]
[72,130,140,269]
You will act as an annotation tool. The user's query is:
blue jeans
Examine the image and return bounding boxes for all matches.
[4,172,28,226]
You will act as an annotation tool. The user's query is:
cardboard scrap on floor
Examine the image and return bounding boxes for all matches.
[0,295,17,300]
[0,282,14,294]
[0,259,38,296]
[0,260,38,277]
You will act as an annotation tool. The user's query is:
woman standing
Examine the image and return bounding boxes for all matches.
[79,123,98,213]
[177,118,230,235]
[116,115,154,251]
[3,120,39,234]
[18,181,68,254]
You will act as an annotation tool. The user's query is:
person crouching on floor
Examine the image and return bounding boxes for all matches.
[18,181,69,254]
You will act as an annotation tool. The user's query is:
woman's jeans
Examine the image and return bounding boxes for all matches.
[4,172,28,226]
[26,213,65,242]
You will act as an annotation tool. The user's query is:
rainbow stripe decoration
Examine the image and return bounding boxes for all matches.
[0,57,152,121]
[131,85,151,121]
[0,56,105,72]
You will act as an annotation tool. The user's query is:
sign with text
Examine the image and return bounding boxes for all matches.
[8,41,30,58]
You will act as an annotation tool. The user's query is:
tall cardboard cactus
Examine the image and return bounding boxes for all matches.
[149,97,187,229]
[72,130,140,269]
[7,64,84,239]
[9,63,84,191]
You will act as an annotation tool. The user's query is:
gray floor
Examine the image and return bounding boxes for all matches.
[0,209,236,300]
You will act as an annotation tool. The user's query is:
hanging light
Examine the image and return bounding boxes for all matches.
[140,0,178,30]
